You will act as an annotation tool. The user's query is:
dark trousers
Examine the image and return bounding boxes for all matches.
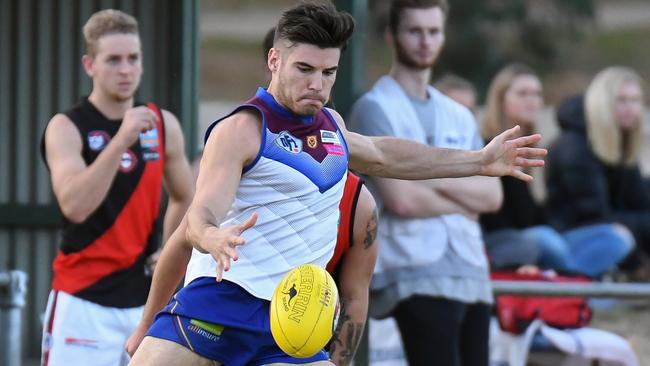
[393,295,491,366]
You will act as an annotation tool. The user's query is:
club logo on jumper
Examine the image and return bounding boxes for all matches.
[119,150,137,173]
[307,135,318,149]
[87,131,111,151]
[275,131,302,154]
[320,130,341,145]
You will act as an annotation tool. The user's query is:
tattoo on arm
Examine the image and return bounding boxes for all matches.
[363,207,378,249]
[329,300,365,366]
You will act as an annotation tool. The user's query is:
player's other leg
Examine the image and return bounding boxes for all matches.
[129,336,218,366]
[41,290,142,366]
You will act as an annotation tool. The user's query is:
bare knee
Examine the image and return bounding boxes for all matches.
[129,336,219,366]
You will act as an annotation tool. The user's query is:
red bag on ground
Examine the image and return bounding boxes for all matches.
[491,270,593,334]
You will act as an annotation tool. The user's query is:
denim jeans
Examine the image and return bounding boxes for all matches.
[523,224,635,277]
[483,229,540,269]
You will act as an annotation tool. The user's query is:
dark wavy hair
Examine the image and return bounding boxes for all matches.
[275,1,355,50]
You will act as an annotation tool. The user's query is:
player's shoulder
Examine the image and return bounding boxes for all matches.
[159,109,182,134]
[160,108,178,124]
[45,113,80,140]
[324,107,343,122]
[222,107,263,129]
[206,108,263,145]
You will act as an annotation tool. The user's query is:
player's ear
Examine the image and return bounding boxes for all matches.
[268,47,280,73]
[82,54,94,77]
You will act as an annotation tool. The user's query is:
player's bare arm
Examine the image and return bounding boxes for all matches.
[146,110,194,271]
[126,217,193,356]
[329,187,379,366]
[160,111,194,240]
[44,106,157,223]
[326,109,546,181]
[184,110,261,281]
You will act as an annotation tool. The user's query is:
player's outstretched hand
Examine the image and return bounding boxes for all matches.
[480,125,547,181]
[201,212,258,281]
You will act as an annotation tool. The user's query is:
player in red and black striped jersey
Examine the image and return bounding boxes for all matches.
[326,172,379,366]
[39,9,193,366]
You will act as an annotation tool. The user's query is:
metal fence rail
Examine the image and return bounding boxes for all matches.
[0,270,28,366]
[492,280,650,299]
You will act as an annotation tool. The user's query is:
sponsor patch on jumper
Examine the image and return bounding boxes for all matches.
[188,319,224,342]
[320,130,341,145]
[324,144,345,156]
[139,127,159,149]
[142,151,160,161]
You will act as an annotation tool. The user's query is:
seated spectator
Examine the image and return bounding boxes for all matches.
[480,64,633,277]
[546,66,648,280]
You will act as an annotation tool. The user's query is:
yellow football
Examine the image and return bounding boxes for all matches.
[270,263,340,358]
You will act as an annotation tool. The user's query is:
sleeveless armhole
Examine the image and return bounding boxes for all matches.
[40,113,84,171]
[327,172,364,274]
[146,103,166,155]
[346,173,364,247]
[203,105,267,174]
[322,108,350,162]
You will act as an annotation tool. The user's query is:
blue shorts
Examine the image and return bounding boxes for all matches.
[146,277,329,366]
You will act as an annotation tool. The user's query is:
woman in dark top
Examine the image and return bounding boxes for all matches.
[546,67,647,275]
[480,64,633,277]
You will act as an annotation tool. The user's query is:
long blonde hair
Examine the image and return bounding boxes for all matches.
[585,66,645,166]
[482,63,538,140]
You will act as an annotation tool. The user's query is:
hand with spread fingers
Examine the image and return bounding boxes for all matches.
[480,125,547,181]
[200,212,258,281]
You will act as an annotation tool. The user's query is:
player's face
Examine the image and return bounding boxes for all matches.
[273,43,340,116]
[503,74,543,127]
[393,7,445,70]
[615,80,643,131]
[85,33,142,102]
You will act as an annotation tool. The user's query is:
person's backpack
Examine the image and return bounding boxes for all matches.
[491,270,593,334]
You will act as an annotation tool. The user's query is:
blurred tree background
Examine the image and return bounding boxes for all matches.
[199,0,650,105]
[366,0,650,104]
[436,0,595,98]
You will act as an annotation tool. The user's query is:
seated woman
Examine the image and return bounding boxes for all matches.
[480,64,633,278]
[546,66,648,279]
